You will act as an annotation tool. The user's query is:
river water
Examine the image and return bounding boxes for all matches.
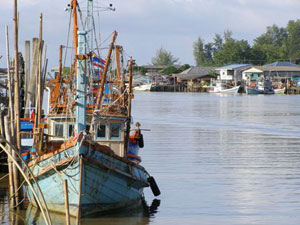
[1,92,300,224]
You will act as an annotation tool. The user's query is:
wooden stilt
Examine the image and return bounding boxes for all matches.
[64,180,70,225]
[13,0,23,208]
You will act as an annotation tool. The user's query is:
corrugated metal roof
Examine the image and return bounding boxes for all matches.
[263,62,300,67]
[245,66,300,72]
[174,66,217,80]
[215,64,252,70]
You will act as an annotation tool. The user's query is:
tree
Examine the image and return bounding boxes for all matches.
[286,20,300,63]
[224,30,233,43]
[193,37,206,66]
[204,43,214,64]
[214,38,251,65]
[178,64,191,72]
[151,47,179,66]
[161,66,178,75]
[253,24,288,63]
[213,34,223,53]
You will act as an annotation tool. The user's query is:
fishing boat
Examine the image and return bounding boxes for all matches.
[24,0,160,218]
[133,83,152,92]
[246,80,274,95]
[220,86,240,94]
[245,86,264,94]
[209,80,239,94]
[274,87,285,94]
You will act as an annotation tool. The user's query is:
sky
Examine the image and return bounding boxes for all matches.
[1,0,300,71]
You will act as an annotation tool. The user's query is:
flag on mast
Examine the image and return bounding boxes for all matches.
[92,53,106,69]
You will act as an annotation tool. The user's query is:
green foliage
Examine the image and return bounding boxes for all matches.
[152,47,179,66]
[193,37,206,66]
[134,66,147,75]
[161,66,178,75]
[252,24,288,63]
[178,64,191,72]
[191,20,300,66]
[62,67,71,77]
[286,20,300,63]
[160,64,191,75]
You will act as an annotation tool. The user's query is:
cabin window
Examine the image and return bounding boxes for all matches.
[54,123,64,137]
[97,124,106,139]
[110,123,121,140]
[68,124,74,138]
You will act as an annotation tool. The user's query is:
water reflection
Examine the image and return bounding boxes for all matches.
[23,198,160,225]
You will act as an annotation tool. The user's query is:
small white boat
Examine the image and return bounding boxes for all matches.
[220,86,240,94]
[274,88,285,94]
[133,83,152,92]
[208,81,239,94]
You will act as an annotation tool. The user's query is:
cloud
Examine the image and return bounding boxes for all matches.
[1,0,300,68]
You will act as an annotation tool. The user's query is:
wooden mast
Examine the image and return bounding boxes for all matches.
[72,0,78,56]
[124,57,134,155]
[95,31,117,110]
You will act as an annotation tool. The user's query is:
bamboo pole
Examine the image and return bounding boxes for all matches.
[13,0,20,151]
[64,180,70,225]
[4,115,15,208]
[24,40,30,104]
[13,0,22,207]
[0,139,52,225]
[5,26,15,143]
[35,14,43,133]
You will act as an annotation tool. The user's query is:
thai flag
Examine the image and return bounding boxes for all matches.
[92,54,106,69]
[30,101,35,120]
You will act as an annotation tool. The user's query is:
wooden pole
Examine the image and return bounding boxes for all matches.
[5,26,15,143]
[0,111,4,139]
[24,40,31,104]
[13,0,20,151]
[4,115,15,208]
[76,156,83,225]
[64,180,70,225]
[13,0,22,208]
[128,57,133,117]
[41,46,48,103]
[35,14,43,133]
[25,38,39,117]
[95,31,117,110]
[124,57,134,156]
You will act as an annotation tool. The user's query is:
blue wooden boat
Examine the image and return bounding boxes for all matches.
[245,86,264,94]
[24,0,159,218]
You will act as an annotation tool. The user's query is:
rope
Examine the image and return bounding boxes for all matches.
[0,173,8,181]
[9,179,26,201]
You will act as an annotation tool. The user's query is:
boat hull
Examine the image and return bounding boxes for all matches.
[245,86,264,94]
[133,84,152,92]
[274,88,285,94]
[220,86,240,94]
[26,142,149,217]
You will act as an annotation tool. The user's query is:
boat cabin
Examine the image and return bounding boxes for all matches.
[48,116,126,157]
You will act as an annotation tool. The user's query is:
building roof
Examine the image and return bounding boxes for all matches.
[263,61,300,67]
[244,66,300,73]
[215,64,252,71]
[174,66,217,80]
